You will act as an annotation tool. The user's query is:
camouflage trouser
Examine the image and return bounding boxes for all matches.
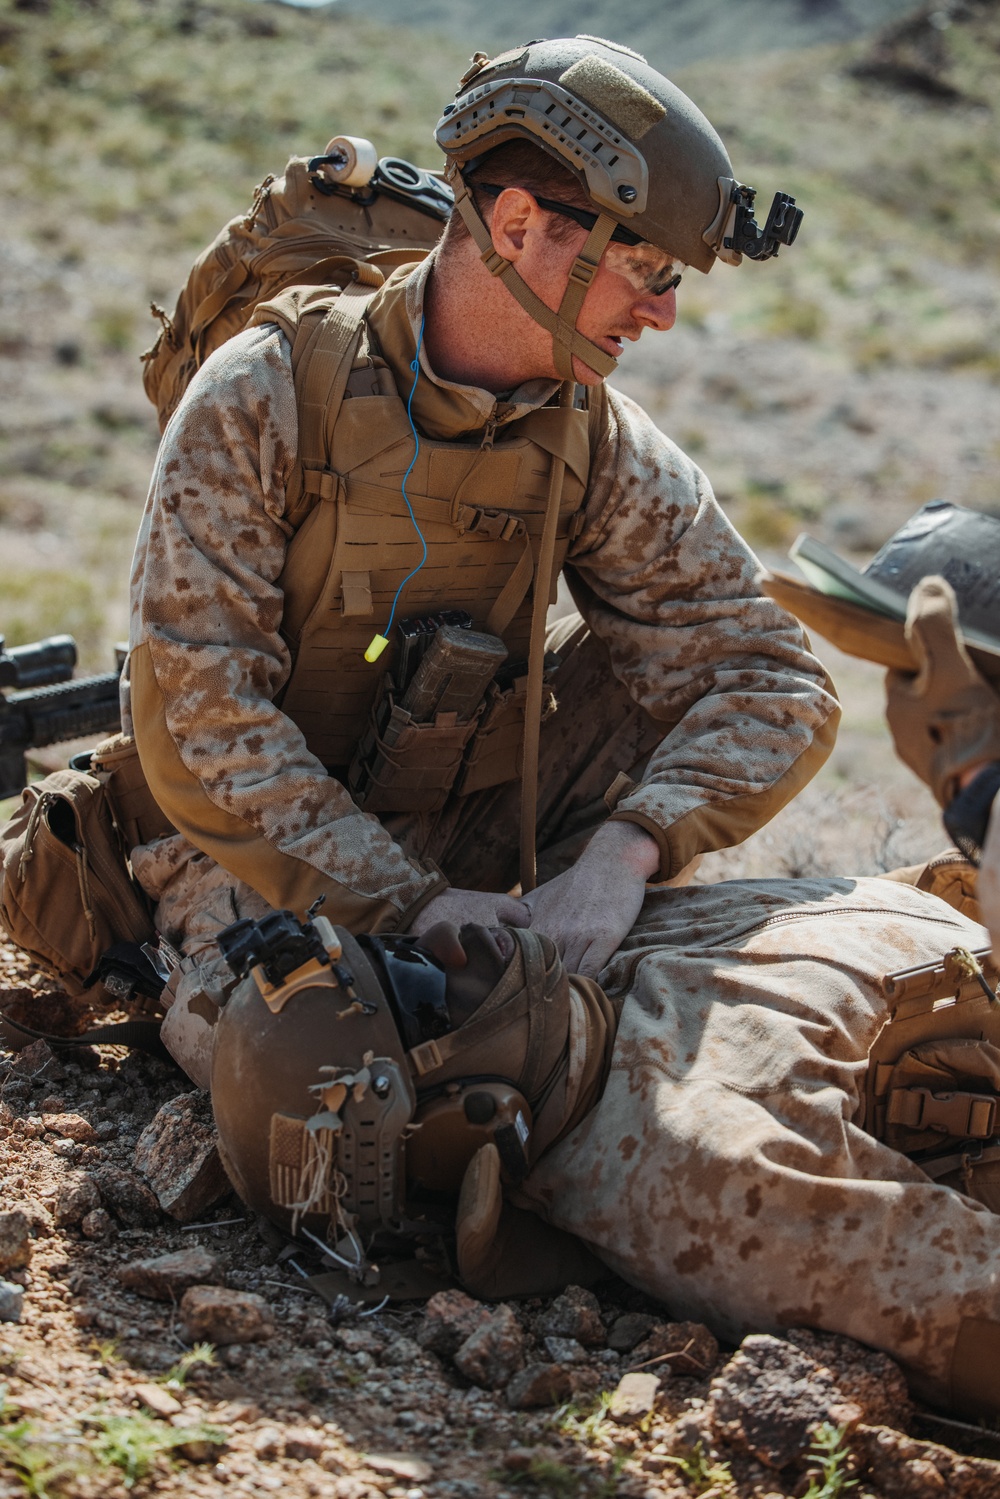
[133,616,665,1086]
[516,875,1000,1414]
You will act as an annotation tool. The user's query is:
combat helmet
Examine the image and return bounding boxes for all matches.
[434,36,802,379]
[210,907,570,1280]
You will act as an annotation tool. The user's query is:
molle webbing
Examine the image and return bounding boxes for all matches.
[257,281,594,774]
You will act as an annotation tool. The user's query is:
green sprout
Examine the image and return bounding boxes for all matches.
[801,1422,858,1499]
[662,1441,736,1494]
[159,1342,217,1389]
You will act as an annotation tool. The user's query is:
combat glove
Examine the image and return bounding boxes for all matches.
[885,576,1000,808]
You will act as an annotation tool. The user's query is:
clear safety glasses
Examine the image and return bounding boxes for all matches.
[602,240,685,298]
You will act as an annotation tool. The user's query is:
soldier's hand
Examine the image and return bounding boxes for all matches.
[524,820,659,977]
[885,575,1000,808]
[409,887,530,940]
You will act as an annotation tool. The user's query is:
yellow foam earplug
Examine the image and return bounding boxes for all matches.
[365,634,389,663]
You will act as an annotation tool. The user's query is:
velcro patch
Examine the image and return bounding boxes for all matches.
[559,54,665,141]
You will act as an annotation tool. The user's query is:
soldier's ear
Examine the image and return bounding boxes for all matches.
[488,186,542,259]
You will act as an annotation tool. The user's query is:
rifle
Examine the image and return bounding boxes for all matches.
[0,634,122,800]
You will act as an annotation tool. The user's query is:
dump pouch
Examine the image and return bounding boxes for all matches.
[0,767,155,996]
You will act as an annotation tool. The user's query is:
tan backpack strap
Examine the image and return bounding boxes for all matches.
[291,271,384,475]
[250,272,384,521]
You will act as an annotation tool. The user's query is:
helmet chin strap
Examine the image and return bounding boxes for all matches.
[451,175,619,381]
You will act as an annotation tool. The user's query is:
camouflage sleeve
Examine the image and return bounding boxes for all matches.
[567,386,840,880]
[124,324,445,929]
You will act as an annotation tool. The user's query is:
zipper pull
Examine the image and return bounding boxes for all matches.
[480,415,498,451]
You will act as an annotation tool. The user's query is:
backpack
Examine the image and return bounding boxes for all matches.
[141,145,451,431]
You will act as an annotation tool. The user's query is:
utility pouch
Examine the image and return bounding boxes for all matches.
[454,677,528,796]
[88,732,176,850]
[863,945,1000,1212]
[0,767,155,996]
[348,681,480,814]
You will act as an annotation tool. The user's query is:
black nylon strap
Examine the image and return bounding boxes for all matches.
[0,1008,173,1064]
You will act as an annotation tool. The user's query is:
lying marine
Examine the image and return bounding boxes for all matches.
[209,873,1000,1419]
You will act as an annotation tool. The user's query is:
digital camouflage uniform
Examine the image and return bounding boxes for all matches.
[516,874,1000,1413]
[124,254,837,1006]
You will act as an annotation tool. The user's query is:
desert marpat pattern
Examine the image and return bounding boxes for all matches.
[123,254,838,928]
[517,875,999,1408]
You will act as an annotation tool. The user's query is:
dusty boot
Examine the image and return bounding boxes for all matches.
[456,1144,604,1299]
[880,849,980,922]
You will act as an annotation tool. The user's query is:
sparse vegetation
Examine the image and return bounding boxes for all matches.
[802,1422,858,1499]
[85,1407,226,1488]
[159,1341,217,1390]
[662,1440,736,1494]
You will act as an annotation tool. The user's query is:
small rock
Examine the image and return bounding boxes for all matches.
[418,1289,493,1358]
[502,1448,540,1473]
[381,1335,424,1367]
[366,1454,434,1482]
[16,1040,63,1079]
[118,1247,224,1302]
[134,1092,229,1222]
[43,1112,95,1143]
[0,1210,32,1274]
[788,1328,912,1432]
[93,1166,161,1228]
[709,1333,863,1468]
[215,1401,260,1425]
[52,1139,81,1161]
[134,1382,182,1418]
[631,1320,719,1378]
[176,1435,224,1463]
[0,1279,25,1323]
[53,1172,101,1228]
[283,1428,327,1462]
[39,1095,66,1113]
[336,1327,383,1356]
[506,1363,574,1410]
[609,1371,662,1423]
[453,1304,525,1389]
[537,1285,605,1347]
[608,1312,656,1353]
[81,1208,114,1240]
[543,1336,586,1365]
[180,1285,274,1346]
[852,1424,1000,1499]
[253,1427,284,1460]
[20,1200,53,1238]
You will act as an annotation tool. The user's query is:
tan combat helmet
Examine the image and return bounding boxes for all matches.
[434,35,802,379]
[210,907,569,1280]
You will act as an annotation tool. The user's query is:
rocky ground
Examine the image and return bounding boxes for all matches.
[4,936,1000,1499]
